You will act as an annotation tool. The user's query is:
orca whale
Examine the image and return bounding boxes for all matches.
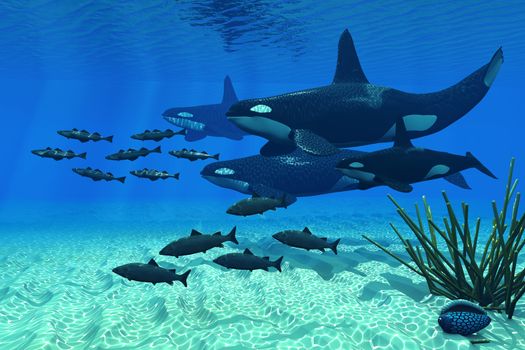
[335,118,496,192]
[226,29,503,156]
[163,75,246,141]
[200,146,473,207]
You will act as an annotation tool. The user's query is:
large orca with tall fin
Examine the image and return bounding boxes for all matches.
[226,29,503,156]
[163,75,246,141]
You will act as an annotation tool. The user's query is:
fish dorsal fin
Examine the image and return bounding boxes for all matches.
[332,29,369,84]
[263,256,270,260]
[190,149,197,152]
[213,232,221,236]
[320,237,328,241]
[243,248,254,255]
[148,259,159,267]
[54,148,61,151]
[145,129,150,132]
[393,118,414,148]
[190,229,202,236]
[46,147,52,150]
[87,166,92,170]
[202,151,208,154]
[93,132,100,136]
[72,128,78,131]
[81,129,88,133]
[303,227,312,234]
[222,75,238,103]
[94,168,101,172]
[108,172,113,176]
[153,129,160,132]
[118,149,124,153]
[140,147,147,151]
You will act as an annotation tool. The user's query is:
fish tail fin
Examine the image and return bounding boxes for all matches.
[154,146,162,153]
[213,153,220,160]
[105,135,114,143]
[174,173,180,180]
[178,269,191,287]
[78,152,87,159]
[227,226,239,244]
[466,152,497,179]
[273,256,283,272]
[117,176,126,184]
[330,238,341,255]
[177,129,188,136]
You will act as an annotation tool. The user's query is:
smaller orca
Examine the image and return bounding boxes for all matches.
[336,118,496,192]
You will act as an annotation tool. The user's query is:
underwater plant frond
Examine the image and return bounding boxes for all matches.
[365,158,525,319]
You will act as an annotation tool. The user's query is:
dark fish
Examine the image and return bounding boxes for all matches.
[169,148,219,161]
[438,299,491,336]
[160,227,238,258]
[130,168,180,181]
[72,167,125,183]
[213,248,283,272]
[131,128,186,142]
[226,196,286,216]
[112,258,191,286]
[106,146,161,161]
[31,147,86,161]
[57,129,113,143]
[272,227,341,254]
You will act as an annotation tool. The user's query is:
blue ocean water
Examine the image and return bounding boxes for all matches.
[1,1,525,349]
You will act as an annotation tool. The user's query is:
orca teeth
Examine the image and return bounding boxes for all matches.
[164,117,205,131]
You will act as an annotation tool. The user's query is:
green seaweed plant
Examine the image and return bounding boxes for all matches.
[364,158,525,319]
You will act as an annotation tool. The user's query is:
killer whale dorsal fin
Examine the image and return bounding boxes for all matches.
[243,248,254,255]
[332,29,369,84]
[393,118,414,148]
[148,259,159,267]
[222,75,238,104]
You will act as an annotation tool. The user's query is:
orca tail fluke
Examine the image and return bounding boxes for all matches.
[407,47,503,135]
[467,152,497,179]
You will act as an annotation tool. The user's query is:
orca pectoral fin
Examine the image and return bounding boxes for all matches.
[260,141,296,157]
[379,178,413,193]
[444,172,471,190]
[292,129,339,156]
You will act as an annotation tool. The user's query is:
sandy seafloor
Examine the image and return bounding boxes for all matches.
[1,197,524,350]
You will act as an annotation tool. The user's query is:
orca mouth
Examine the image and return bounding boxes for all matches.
[227,116,291,143]
[202,175,251,194]
[164,116,205,131]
